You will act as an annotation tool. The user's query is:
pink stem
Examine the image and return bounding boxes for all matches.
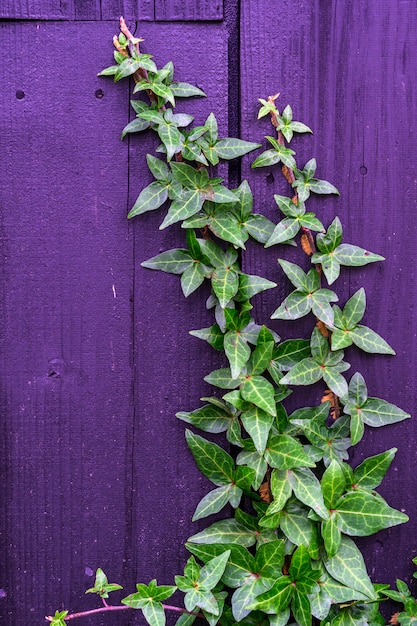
[47,603,203,622]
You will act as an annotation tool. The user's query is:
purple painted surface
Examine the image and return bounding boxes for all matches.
[0,14,229,626]
[0,2,416,625]
[240,0,417,587]
[0,21,134,625]
[0,0,222,21]
[125,20,229,592]
[155,0,223,21]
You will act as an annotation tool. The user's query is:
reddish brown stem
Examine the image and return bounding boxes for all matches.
[46,603,203,623]
[267,93,341,420]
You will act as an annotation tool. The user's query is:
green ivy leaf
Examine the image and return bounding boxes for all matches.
[204,367,241,389]
[322,515,342,558]
[181,262,206,296]
[157,123,182,160]
[343,288,366,328]
[141,249,192,274]
[321,460,347,509]
[265,435,315,470]
[184,588,218,615]
[236,274,277,301]
[176,402,232,434]
[270,339,311,371]
[142,602,167,626]
[241,407,274,454]
[199,550,232,591]
[231,579,267,621]
[240,376,277,416]
[114,57,142,81]
[185,542,255,588]
[335,490,408,536]
[224,331,251,379]
[279,501,319,554]
[160,189,204,229]
[188,518,258,547]
[151,81,175,106]
[268,469,292,512]
[279,358,323,387]
[323,536,378,600]
[349,326,395,354]
[252,149,284,169]
[206,214,247,248]
[215,138,262,160]
[333,244,384,266]
[85,567,123,598]
[245,214,276,243]
[353,448,397,489]
[129,181,169,218]
[121,117,150,138]
[170,161,203,188]
[192,485,237,521]
[185,430,235,486]
[248,576,293,613]
[358,397,410,427]
[48,610,69,626]
[288,467,329,520]
[170,82,207,97]
[266,218,301,247]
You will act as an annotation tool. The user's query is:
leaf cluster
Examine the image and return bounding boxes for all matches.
[47,23,411,626]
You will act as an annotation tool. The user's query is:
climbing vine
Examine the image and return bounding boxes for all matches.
[47,18,411,626]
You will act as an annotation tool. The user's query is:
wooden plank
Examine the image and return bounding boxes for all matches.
[0,0,154,20]
[74,0,101,20]
[0,0,222,21]
[0,16,230,626]
[155,0,223,21]
[101,0,154,21]
[0,0,73,19]
[125,19,229,586]
[240,0,417,593]
[0,21,133,624]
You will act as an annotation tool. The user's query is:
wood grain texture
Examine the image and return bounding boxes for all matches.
[240,0,417,591]
[0,0,221,21]
[126,19,229,590]
[0,0,73,19]
[101,0,154,21]
[155,0,223,21]
[0,16,230,626]
[0,21,133,625]
[0,0,154,20]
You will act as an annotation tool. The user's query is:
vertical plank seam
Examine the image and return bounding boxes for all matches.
[224,0,241,189]
[125,65,137,581]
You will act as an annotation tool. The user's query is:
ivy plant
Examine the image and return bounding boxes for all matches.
[46,18,411,626]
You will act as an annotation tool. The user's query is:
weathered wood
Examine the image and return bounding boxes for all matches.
[126,19,229,589]
[0,16,229,626]
[0,21,133,625]
[2,2,417,625]
[1,0,222,21]
[0,0,154,20]
[240,0,417,591]
[101,0,154,21]
[155,0,223,21]
[0,0,73,19]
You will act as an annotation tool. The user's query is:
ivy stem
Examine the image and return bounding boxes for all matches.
[267,93,341,421]
[46,604,203,623]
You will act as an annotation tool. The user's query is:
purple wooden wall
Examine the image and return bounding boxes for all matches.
[0,2,416,624]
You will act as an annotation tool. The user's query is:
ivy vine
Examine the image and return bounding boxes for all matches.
[46,18,411,626]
